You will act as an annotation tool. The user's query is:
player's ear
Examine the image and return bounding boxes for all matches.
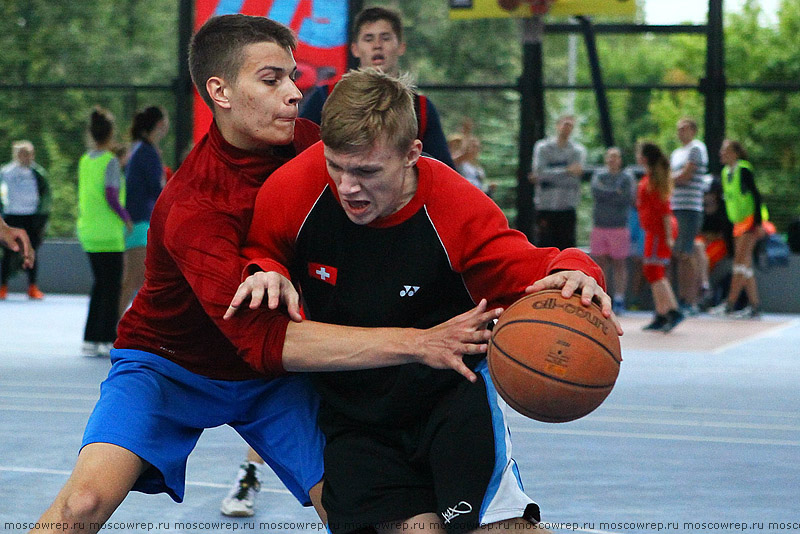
[207,76,232,110]
[397,40,407,57]
[404,139,423,168]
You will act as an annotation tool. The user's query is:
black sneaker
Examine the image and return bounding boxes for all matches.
[661,309,685,333]
[643,314,668,331]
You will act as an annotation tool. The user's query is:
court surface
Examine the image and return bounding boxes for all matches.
[2,293,799,534]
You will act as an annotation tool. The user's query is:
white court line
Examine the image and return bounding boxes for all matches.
[0,392,98,401]
[711,317,800,355]
[0,466,292,495]
[514,427,800,447]
[583,415,800,432]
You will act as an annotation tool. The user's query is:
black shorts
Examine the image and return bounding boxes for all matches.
[321,360,537,533]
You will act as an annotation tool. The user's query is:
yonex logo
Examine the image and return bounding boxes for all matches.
[400,285,420,297]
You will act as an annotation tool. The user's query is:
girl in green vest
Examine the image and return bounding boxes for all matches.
[712,139,766,318]
[77,107,133,356]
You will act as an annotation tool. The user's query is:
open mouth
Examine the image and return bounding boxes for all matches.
[371,54,385,64]
[345,200,370,213]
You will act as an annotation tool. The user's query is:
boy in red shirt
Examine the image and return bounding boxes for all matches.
[31,16,498,534]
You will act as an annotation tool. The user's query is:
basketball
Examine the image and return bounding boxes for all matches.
[488,289,621,423]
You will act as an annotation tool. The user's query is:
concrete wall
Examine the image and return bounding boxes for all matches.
[755,253,800,313]
[5,240,800,313]
[6,240,92,294]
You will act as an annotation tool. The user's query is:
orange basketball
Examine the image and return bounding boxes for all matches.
[488,290,621,423]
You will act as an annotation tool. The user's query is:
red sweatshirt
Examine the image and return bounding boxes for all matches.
[637,174,673,236]
[115,120,319,380]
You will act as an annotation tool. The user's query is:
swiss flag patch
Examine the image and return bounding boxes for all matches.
[308,262,338,286]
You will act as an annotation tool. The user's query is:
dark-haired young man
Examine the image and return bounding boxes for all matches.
[30,15,494,534]
[300,5,455,169]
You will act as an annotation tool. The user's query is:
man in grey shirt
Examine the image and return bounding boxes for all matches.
[529,115,586,248]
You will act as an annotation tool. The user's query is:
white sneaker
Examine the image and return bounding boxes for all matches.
[81,342,99,357]
[730,305,761,320]
[708,302,732,317]
[96,342,114,357]
[220,462,261,517]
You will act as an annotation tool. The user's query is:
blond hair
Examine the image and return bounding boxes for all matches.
[12,140,34,161]
[321,68,417,154]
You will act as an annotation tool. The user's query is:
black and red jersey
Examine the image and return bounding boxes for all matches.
[245,141,605,425]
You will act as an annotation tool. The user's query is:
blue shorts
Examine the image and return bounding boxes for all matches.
[673,210,704,255]
[82,349,324,504]
[125,221,149,249]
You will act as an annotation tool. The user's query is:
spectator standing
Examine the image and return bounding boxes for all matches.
[76,107,133,357]
[669,117,708,315]
[637,142,684,333]
[590,147,634,314]
[529,115,586,249]
[118,106,169,316]
[299,6,455,169]
[710,139,768,318]
[454,135,495,196]
[0,140,50,300]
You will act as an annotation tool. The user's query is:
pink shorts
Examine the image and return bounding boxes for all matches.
[590,227,631,260]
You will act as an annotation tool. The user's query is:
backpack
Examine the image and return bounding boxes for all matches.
[755,233,790,270]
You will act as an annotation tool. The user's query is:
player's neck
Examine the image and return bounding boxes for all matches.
[396,165,419,213]
[215,117,277,155]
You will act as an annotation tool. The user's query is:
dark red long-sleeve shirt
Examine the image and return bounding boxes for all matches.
[115,120,320,380]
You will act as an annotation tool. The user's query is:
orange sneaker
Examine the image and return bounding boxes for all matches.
[0,284,7,300]
[27,284,44,300]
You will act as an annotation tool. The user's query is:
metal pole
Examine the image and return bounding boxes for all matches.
[516,17,545,240]
[174,0,194,169]
[703,0,725,175]
[347,0,365,70]
[577,16,614,148]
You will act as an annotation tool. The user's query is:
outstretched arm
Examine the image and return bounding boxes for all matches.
[225,270,500,383]
[282,299,499,383]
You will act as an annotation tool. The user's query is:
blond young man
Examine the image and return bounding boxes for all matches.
[231,69,618,533]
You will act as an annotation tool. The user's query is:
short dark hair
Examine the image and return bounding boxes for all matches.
[352,6,403,43]
[189,14,297,110]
